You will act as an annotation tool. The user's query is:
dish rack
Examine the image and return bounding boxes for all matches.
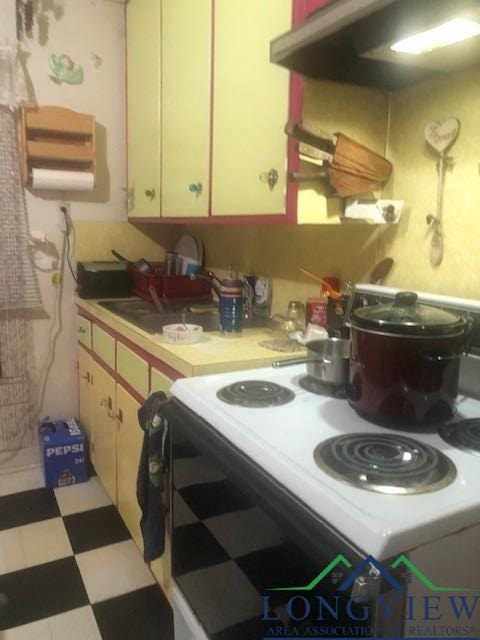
[130,263,211,302]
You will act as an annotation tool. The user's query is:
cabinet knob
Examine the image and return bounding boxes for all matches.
[78,327,86,334]
[189,182,203,197]
[145,188,156,200]
[259,168,279,191]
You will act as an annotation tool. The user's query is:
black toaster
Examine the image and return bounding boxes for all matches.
[77,262,133,299]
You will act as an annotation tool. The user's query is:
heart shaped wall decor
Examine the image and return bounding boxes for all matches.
[424,118,460,154]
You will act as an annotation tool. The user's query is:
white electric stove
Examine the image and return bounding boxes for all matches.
[171,363,480,560]
[167,285,480,640]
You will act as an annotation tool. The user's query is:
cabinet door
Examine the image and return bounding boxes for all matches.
[161,0,211,218]
[116,385,143,548]
[78,348,93,446]
[76,315,92,349]
[91,361,117,503]
[117,382,172,597]
[126,0,161,218]
[150,367,174,395]
[211,0,291,216]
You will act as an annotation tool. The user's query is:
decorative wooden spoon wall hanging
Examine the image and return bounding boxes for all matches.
[424,118,460,267]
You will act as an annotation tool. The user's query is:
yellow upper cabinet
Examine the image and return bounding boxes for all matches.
[161,0,212,219]
[211,0,291,217]
[126,0,161,218]
[126,0,292,221]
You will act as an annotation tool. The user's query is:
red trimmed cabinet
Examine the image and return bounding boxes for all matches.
[126,0,306,224]
[76,310,179,601]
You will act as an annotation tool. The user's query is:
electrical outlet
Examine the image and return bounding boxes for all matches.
[57,202,71,234]
[57,202,71,217]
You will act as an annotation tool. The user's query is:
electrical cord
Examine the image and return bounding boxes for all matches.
[60,205,78,283]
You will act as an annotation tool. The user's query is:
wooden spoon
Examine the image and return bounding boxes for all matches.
[298,267,341,299]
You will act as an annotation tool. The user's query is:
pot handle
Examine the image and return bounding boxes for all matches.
[272,358,332,368]
[463,313,476,356]
[422,353,460,363]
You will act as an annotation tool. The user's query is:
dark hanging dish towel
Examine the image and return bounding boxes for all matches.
[136,391,169,562]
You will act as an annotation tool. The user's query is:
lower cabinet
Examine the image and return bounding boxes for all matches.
[90,360,117,504]
[78,332,175,601]
[149,368,174,600]
[78,348,93,445]
[116,384,143,548]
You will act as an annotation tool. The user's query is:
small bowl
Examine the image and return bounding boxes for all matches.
[163,323,203,345]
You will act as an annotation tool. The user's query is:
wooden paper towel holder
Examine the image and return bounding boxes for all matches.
[19,106,96,188]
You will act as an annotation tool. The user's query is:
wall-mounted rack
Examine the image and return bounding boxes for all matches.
[19,106,96,189]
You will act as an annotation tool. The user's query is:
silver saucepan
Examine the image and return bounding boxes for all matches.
[273,338,350,386]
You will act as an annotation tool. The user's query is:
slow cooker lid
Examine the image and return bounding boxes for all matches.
[352,291,466,335]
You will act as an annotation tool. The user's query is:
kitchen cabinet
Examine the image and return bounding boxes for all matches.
[151,367,174,396]
[90,360,117,503]
[161,0,211,219]
[115,382,172,599]
[116,342,149,399]
[211,0,291,217]
[126,0,161,218]
[92,324,115,370]
[76,316,92,349]
[116,384,143,548]
[78,348,93,445]
[77,310,176,599]
[127,0,295,223]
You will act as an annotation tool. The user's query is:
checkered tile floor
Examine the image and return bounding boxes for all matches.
[0,470,173,639]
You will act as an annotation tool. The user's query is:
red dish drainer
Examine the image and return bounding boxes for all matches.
[130,263,211,302]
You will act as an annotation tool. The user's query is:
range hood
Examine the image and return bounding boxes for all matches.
[270,0,480,90]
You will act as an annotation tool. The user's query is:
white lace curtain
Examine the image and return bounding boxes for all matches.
[0,43,39,455]
[0,43,29,109]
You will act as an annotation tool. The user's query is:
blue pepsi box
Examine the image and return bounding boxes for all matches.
[39,418,87,488]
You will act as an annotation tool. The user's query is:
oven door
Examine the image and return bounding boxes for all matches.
[164,398,373,640]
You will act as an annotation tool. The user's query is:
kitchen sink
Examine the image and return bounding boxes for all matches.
[98,298,271,335]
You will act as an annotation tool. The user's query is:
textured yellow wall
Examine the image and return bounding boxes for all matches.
[74,221,181,262]
[187,224,379,314]
[380,65,480,298]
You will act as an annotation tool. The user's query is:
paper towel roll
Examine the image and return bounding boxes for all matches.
[31,169,95,191]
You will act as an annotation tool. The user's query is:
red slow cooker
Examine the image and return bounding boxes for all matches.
[347,291,469,427]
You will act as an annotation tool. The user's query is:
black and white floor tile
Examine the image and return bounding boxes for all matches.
[0,470,173,639]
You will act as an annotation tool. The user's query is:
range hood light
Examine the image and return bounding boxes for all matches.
[391,18,480,55]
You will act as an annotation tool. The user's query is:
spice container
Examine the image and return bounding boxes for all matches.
[307,295,328,328]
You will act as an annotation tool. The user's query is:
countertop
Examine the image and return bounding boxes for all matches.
[75,297,305,377]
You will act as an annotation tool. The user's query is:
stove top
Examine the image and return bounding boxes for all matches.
[170,364,480,558]
[313,433,457,495]
[217,380,295,408]
[439,419,480,456]
[298,374,346,398]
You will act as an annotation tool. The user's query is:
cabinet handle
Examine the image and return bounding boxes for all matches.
[188,182,203,197]
[80,373,90,382]
[100,396,113,410]
[111,408,123,424]
[259,168,279,191]
[145,188,156,200]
